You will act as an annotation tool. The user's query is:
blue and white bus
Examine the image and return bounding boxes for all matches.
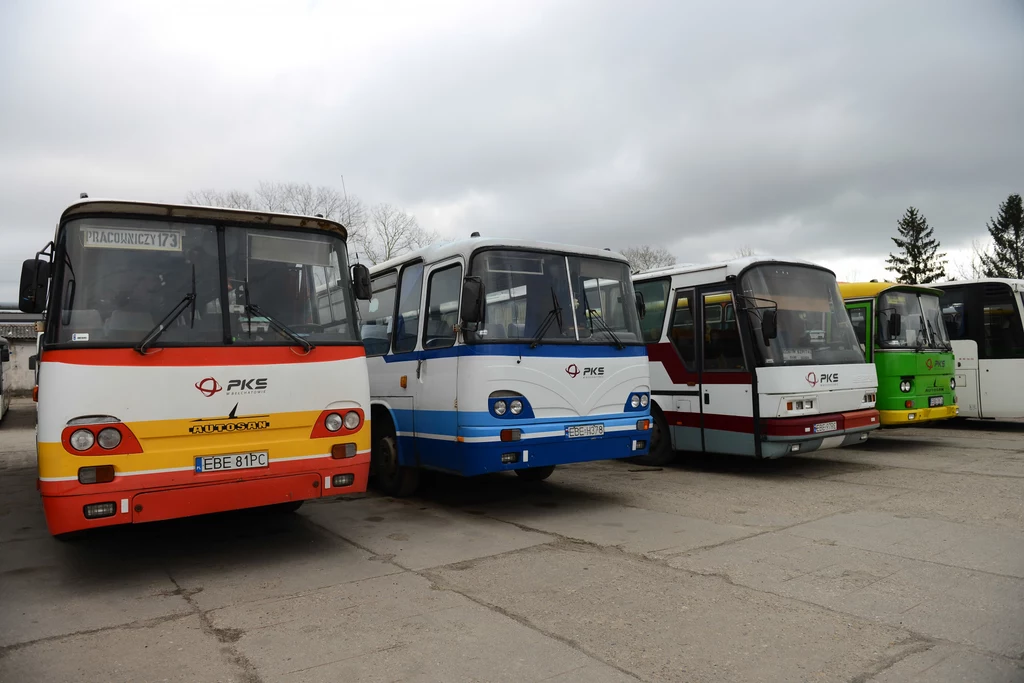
[358,237,653,495]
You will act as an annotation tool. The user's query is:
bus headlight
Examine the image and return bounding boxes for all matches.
[324,413,343,432]
[630,395,641,408]
[97,428,122,450]
[899,380,912,393]
[70,429,95,451]
[510,399,523,415]
[950,377,956,390]
[343,411,361,430]
[640,394,649,407]
[494,400,507,416]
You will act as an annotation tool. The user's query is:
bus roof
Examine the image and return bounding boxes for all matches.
[633,256,828,283]
[838,281,942,300]
[931,278,1024,291]
[59,199,349,240]
[368,237,630,274]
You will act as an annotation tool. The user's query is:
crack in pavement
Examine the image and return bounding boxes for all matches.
[0,612,194,658]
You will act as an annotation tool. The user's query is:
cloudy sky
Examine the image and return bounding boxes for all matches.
[1,0,1022,302]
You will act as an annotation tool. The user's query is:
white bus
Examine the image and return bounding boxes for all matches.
[359,237,653,495]
[632,258,880,463]
[934,279,1024,419]
[0,337,10,422]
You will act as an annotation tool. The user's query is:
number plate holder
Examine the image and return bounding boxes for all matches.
[929,396,944,407]
[566,424,605,439]
[813,421,838,434]
[195,451,270,473]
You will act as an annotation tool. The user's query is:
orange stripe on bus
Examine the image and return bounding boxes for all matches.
[41,345,366,367]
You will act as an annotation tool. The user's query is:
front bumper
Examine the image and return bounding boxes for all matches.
[759,408,880,459]
[879,404,959,426]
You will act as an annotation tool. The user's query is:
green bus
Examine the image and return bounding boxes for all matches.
[839,282,957,426]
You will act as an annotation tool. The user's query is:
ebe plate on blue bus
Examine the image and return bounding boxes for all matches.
[813,421,838,434]
[195,451,269,473]
[566,424,604,438]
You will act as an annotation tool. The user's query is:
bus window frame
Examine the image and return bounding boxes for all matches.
[421,260,464,351]
[633,277,672,343]
[845,300,873,361]
[362,268,398,357]
[980,282,1024,360]
[699,287,749,373]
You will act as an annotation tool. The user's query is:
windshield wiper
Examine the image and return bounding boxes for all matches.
[242,279,314,352]
[530,287,563,349]
[580,289,625,349]
[136,265,196,355]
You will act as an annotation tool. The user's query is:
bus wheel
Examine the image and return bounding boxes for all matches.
[373,430,419,497]
[515,465,555,482]
[271,501,304,514]
[631,408,675,466]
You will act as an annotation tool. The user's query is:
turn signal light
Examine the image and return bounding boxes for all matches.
[637,419,650,431]
[331,443,357,459]
[78,465,115,484]
[905,399,913,409]
[500,429,522,442]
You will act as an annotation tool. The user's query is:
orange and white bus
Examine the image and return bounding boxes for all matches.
[18,199,372,537]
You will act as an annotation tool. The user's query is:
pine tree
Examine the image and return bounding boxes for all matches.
[980,193,1024,279]
[885,207,946,284]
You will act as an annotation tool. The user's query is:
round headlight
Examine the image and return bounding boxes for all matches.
[900,380,911,393]
[630,395,641,408]
[97,427,122,450]
[510,399,523,415]
[640,394,649,407]
[950,377,956,390]
[324,413,343,432]
[70,428,95,451]
[343,411,361,430]
[493,400,507,416]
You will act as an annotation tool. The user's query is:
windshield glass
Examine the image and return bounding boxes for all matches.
[879,290,949,350]
[52,218,358,346]
[740,264,864,367]
[466,249,642,345]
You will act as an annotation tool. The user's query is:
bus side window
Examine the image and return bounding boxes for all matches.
[634,279,670,343]
[393,263,424,354]
[360,271,397,357]
[423,264,462,350]
[670,288,697,369]
[982,283,1024,359]
[847,306,868,354]
[940,287,967,340]
[704,292,745,370]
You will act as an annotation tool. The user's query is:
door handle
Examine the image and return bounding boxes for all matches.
[416,359,423,379]
[704,392,710,405]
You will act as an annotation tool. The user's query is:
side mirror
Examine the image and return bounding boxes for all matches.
[761,309,779,345]
[460,276,485,324]
[351,264,371,301]
[1,347,9,363]
[28,354,37,370]
[887,312,902,340]
[19,259,50,314]
[635,291,646,319]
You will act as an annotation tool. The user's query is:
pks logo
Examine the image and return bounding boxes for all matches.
[195,377,268,397]
[806,372,839,387]
[566,364,605,378]
[195,377,222,397]
[925,358,946,370]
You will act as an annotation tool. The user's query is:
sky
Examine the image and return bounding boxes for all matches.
[1,0,1022,303]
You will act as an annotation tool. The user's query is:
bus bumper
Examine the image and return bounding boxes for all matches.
[427,416,652,476]
[759,409,880,459]
[879,405,959,426]
[40,459,369,537]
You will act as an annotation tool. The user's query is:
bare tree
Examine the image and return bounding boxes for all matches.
[734,245,757,258]
[951,238,990,281]
[184,188,257,210]
[621,245,676,274]
[354,203,439,265]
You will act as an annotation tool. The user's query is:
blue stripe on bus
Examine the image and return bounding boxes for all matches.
[390,408,648,435]
[381,343,646,363]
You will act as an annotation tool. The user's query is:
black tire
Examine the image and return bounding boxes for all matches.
[514,465,555,482]
[630,407,675,466]
[372,424,419,497]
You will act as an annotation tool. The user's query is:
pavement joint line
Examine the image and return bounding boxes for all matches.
[846,635,938,683]
[301,515,647,682]
[277,643,406,678]
[0,611,194,657]
[166,572,265,683]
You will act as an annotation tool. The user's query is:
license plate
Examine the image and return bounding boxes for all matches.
[813,421,838,434]
[566,424,604,438]
[929,396,944,407]
[195,451,269,473]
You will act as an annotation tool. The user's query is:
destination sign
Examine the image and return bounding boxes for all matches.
[82,227,183,251]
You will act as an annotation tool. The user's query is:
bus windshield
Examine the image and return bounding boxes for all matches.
[740,264,864,367]
[467,249,642,345]
[52,218,359,347]
[879,290,951,350]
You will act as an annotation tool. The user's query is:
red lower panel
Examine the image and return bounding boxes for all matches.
[40,463,369,536]
[762,409,879,437]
